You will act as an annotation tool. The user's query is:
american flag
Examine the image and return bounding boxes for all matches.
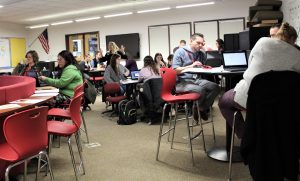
[38,29,50,54]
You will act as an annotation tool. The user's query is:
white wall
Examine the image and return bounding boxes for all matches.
[0,22,27,38]
[281,0,300,45]
[27,0,255,61]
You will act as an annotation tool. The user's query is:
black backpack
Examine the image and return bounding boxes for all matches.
[117,99,137,125]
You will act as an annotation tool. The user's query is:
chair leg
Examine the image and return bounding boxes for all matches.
[23,160,27,181]
[167,104,173,142]
[156,103,168,161]
[228,111,238,181]
[209,106,216,143]
[67,137,79,181]
[196,101,207,152]
[81,110,90,143]
[75,132,86,175]
[170,103,178,149]
[41,151,54,181]
[48,134,53,154]
[36,154,42,180]
[185,102,194,165]
[75,131,83,153]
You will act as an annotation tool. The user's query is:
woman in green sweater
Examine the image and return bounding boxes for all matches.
[39,50,83,106]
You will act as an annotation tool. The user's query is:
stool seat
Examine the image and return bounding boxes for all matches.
[162,93,201,103]
[106,95,127,103]
[48,108,70,118]
[89,76,104,81]
[47,121,77,136]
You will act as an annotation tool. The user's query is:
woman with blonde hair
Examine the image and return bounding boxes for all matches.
[218,22,300,138]
[102,41,127,65]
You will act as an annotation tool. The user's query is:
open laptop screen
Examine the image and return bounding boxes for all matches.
[130,71,140,80]
[222,51,247,67]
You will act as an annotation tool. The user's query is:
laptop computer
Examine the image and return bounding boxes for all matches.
[222,50,248,72]
[130,70,140,80]
[205,51,223,67]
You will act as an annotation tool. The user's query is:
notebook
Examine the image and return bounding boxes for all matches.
[222,51,248,72]
[130,70,140,80]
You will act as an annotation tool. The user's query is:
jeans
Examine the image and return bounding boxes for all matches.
[176,79,220,110]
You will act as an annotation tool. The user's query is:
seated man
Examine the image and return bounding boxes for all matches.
[172,33,220,120]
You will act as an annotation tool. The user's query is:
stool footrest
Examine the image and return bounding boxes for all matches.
[161,127,175,137]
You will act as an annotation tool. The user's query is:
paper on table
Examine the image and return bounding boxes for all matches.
[31,93,59,97]
[10,99,45,104]
[0,104,21,110]
[35,89,59,94]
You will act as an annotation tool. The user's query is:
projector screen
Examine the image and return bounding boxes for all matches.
[106,33,140,58]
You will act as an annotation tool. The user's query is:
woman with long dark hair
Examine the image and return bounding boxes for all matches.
[138,55,160,82]
[154,53,166,69]
[39,50,83,105]
[104,53,129,94]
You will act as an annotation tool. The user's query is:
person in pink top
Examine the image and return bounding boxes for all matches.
[138,56,161,83]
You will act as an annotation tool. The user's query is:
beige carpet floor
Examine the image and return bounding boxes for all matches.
[24,96,252,181]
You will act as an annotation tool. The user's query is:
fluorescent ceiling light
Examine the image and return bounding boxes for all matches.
[51,20,73,26]
[26,1,151,22]
[0,5,3,8]
[28,24,49,29]
[75,16,101,22]
[104,12,133,18]
[176,2,215,9]
[137,7,170,14]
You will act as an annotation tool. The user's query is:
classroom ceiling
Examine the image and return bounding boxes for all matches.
[0,0,220,25]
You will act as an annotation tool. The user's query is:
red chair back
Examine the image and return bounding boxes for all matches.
[103,83,121,95]
[3,106,48,159]
[160,68,176,100]
[74,83,84,97]
[69,92,84,129]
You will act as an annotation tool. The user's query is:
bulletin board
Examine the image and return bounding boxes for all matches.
[281,0,300,45]
[10,38,26,67]
[0,38,11,68]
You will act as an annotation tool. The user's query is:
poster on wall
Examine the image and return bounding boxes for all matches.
[88,37,98,57]
[72,39,82,57]
[0,38,11,68]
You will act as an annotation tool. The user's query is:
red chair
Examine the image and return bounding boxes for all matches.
[48,83,90,143]
[102,83,127,116]
[47,93,85,181]
[156,68,206,165]
[0,106,54,181]
[89,70,104,94]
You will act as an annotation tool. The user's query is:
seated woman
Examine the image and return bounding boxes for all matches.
[12,50,39,76]
[138,56,161,83]
[102,42,128,66]
[154,53,166,69]
[39,50,83,106]
[218,22,300,138]
[138,56,163,124]
[104,53,129,94]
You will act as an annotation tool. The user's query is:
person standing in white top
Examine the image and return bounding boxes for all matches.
[218,22,300,138]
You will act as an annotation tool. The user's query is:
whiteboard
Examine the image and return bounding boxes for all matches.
[0,38,11,67]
